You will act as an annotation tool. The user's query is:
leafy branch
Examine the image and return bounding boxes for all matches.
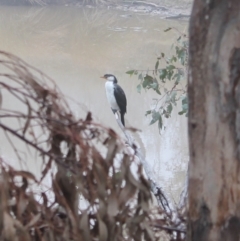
[126,28,188,130]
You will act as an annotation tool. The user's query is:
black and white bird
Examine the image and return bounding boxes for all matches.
[101,74,127,126]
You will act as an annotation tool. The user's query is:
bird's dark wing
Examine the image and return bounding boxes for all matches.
[114,84,127,114]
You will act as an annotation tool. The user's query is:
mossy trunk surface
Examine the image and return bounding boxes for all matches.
[188,1,240,240]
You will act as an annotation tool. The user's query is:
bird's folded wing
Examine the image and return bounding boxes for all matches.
[114,85,127,113]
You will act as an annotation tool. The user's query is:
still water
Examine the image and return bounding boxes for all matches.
[0,5,188,202]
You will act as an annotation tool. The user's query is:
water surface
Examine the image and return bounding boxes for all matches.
[0,5,188,202]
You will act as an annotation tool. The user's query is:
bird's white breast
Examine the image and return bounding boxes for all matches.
[105,81,119,110]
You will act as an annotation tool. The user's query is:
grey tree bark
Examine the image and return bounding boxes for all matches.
[188,1,240,240]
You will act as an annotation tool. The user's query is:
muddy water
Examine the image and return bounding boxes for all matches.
[0,5,188,202]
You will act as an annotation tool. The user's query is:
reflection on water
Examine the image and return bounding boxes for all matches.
[0,5,188,202]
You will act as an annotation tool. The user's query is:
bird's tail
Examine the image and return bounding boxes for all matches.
[120,112,125,126]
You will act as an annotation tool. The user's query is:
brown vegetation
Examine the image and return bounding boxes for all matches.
[0,51,185,240]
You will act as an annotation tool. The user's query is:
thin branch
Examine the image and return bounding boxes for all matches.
[113,112,172,215]
[0,122,77,174]
[152,224,186,233]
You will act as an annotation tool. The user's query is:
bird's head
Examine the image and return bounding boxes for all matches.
[100,74,117,83]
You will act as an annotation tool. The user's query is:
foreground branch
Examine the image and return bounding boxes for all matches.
[114,112,186,230]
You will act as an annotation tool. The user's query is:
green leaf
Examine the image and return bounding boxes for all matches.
[178,110,185,115]
[138,73,143,80]
[182,95,188,111]
[173,72,181,84]
[182,95,188,105]
[178,95,188,116]
[155,88,161,95]
[145,110,151,116]
[145,74,153,81]
[126,70,135,76]
[161,52,165,58]
[164,27,172,32]
[142,78,149,88]
[159,69,167,81]
[182,103,188,111]
[136,84,141,93]
[150,82,158,89]
[170,56,177,63]
[150,81,161,95]
[167,65,175,71]
[142,75,153,88]
[167,70,174,80]
[167,103,173,114]
[149,110,161,125]
[158,115,163,130]
[175,46,186,66]
[180,53,186,66]
[155,60,159,74]
[170,91,177,105]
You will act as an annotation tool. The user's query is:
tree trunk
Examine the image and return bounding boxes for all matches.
[188,1,240,240]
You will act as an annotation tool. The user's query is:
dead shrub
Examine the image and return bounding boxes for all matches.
[0,51,186,241]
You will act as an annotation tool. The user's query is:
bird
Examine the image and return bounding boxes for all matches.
[101,74,127,126]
